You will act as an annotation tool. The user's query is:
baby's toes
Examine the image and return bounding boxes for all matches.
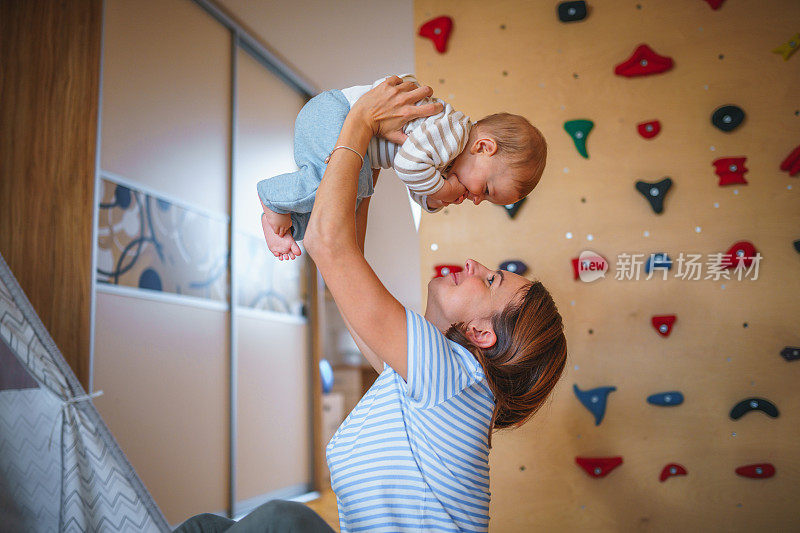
[290,242,302,257]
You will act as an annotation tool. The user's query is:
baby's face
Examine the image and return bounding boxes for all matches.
[446,147,521,206]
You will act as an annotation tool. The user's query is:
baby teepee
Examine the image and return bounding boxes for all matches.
[0,252,169,532]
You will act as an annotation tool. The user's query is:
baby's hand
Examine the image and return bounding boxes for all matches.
[428,174,467,204]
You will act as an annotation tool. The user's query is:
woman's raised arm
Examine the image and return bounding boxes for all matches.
[303,77,441,381]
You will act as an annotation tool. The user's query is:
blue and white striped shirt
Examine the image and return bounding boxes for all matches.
[326,308,495,532]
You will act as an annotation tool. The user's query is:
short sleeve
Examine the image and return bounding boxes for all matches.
[404,308,485,409]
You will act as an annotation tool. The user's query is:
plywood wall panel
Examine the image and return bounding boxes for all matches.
[0,0,102,389]
[415,0,800,530]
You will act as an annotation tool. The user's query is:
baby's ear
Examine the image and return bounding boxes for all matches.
[476,137,498,156]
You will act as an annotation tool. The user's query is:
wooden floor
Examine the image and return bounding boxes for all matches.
[304,488,340,532]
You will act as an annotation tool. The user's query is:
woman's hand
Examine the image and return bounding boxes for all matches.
[349,76,443,145]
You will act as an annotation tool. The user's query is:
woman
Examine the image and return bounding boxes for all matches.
[175,77,566,532]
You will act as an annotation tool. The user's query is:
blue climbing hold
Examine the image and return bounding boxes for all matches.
[647,391,684,406]
[499,260,528,275]
[573,384,616,425]
[645,253,672,274]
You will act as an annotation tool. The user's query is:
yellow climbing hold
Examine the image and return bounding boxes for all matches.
[772,33,799,61]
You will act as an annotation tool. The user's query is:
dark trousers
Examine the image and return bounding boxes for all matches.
[173,499,336,533]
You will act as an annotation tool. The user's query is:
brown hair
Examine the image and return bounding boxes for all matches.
[445,280,567,448]
[475,113,548,200]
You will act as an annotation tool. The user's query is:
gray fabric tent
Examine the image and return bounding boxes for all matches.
[0,252,169,532]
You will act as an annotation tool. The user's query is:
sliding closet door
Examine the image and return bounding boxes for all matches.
[232,46,310,514]
[93,0,231,524]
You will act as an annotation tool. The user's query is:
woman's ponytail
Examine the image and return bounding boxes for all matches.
[445,281,567,448]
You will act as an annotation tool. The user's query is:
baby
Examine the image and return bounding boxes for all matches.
[257,74,547,260]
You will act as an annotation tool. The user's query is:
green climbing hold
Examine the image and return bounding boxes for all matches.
[564,119,594,158]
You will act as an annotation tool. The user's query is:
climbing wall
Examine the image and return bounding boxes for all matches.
[414,1,800,530]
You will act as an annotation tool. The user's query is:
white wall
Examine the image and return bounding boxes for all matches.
[217,0,422,312]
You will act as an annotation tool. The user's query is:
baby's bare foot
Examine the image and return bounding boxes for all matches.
[261,213,302,261]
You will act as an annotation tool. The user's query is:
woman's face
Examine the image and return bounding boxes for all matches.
[426,259,530,343]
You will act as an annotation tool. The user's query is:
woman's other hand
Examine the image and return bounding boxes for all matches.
[350,76,443,145]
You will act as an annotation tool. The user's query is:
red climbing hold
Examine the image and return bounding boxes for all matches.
[712,157,748,186]
[418,16,453,54]
[735,463,775,479]
[720,241,758,269]
[637,120,661,139]
[575,456,623,478]
[433,264,462,278]
[614,44,674,77]
[780,144,800,176]
[659,463,688,482]
[652,315,676,337]
[703,0,725,9]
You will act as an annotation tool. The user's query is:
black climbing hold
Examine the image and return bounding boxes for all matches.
[558,1,587,22]
[729,397,779,420]
[712,105,745,132]
[502,198,526,219]
[781,347,800,362]
[573,384,616,425]
[499,260,528,275]
[635,177,672,214]
[793,239,800,254]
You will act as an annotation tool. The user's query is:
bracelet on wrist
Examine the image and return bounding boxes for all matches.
[324,145,364,165]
